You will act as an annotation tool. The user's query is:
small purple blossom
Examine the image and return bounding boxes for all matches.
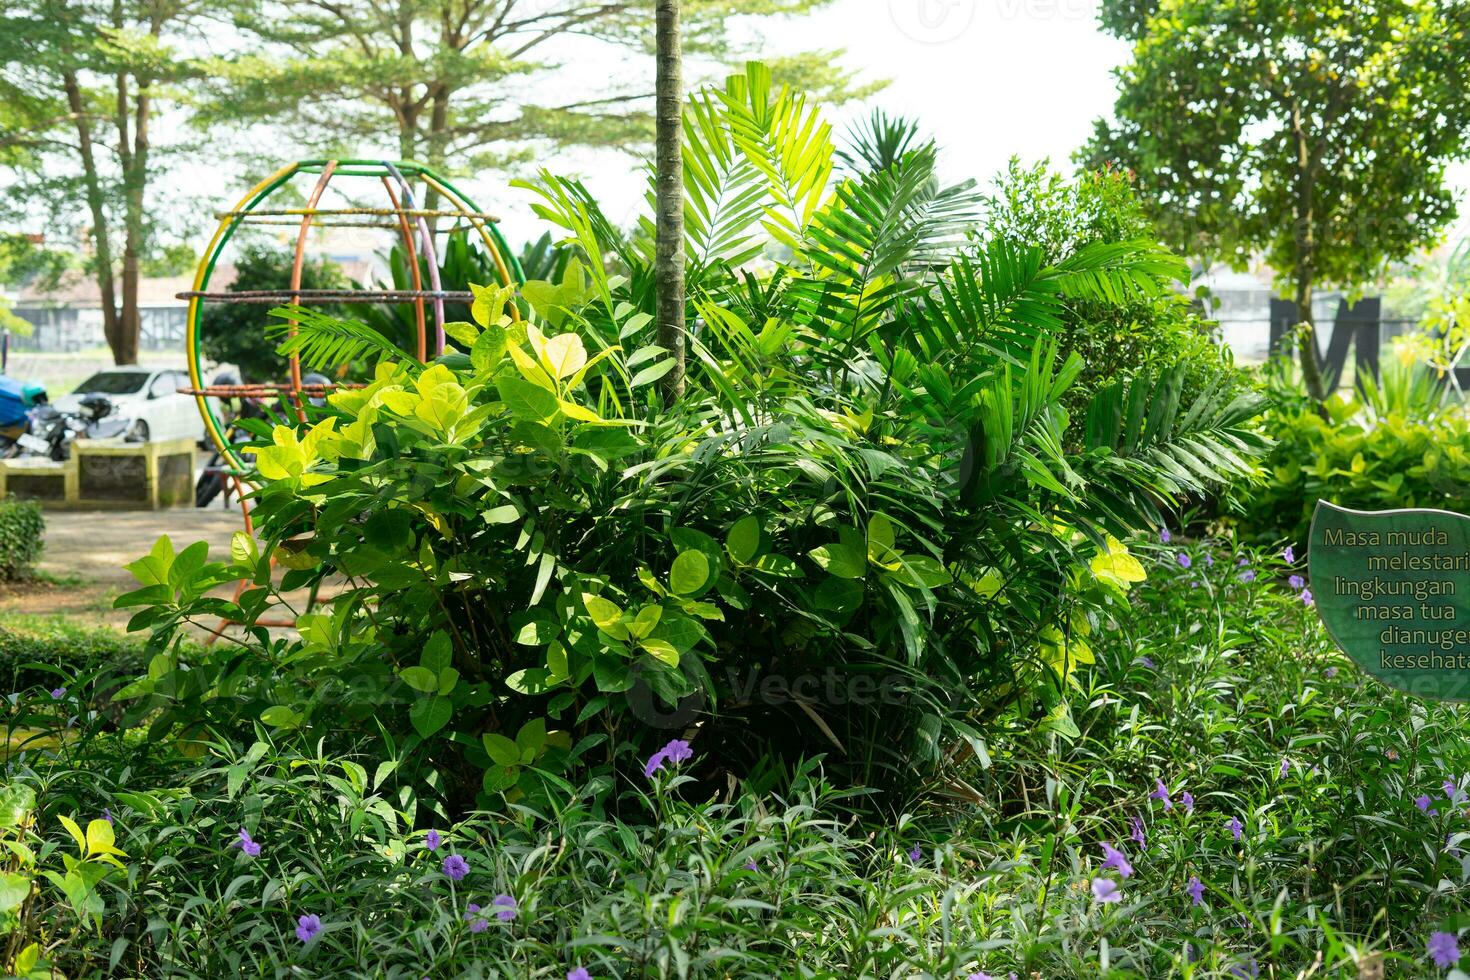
[49,687,65,700]
[425,829,441,851]
[465,905,489,933]
[1227,816,1243,842]
[1176,553,1192,569]
[1416,795,1436,813]
[1100,841,1133,878]
[491,894,517,921]
[1325,666,1338,679]
[442,854,469,881]
[295,914,321,943]
[1231,958,1260,979]
[1283,545,1296,564]
[1300,589,1314,607]
[644,738,694,778]
[1446,778,1462,803]
[966,973,993,980]
[1160,528,1172,543]
[568,969,592,980]
[1092,877,1122,904]
[102,808,113,824]
[1130,814,1146,847]
[1239,568,1256,583]
[1429,930,1461,969]
[1140,655,1156,669]
[1180,791,1194,814]
[1288,574,1305,590]
[1150,778,1173,810]
[1203,553,1214,567]
[744,859,758,872]
[234,828,261,858]
[908,844,922,863]
[1186,876,1204,907]
[1280,757,1290,778]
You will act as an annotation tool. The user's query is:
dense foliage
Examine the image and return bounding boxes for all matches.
[9,536,1470,976]
[115,67,1264,817]
[0,498,42,581]
[1232,357,1470,545]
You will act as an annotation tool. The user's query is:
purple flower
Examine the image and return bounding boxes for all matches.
[1239,568,1256,583]
[442,854,469,881]
[1288,574,1305,590]
[967,973,993,980]
[1186,876,1204,907]
[49,687,65,700]
[1180,791,1194,814]
[1417,794,1436,813]
[1325,666,1338,679]
[1429,930,1461,969]
[1231,959,1259,979]
[1140,656,1156,669]
[744,859,758,872]
[1203,553,1214,567]
[1130,814,1146,847]
[1283,545,1296,564]
[1227,816,1243,841]
[465,905,489,933]
[1150,778,1173,810]
[1099,841,1133,878]
[491,894,517,921]
[908,844,922,863]
[568,969,592,980]
[425,829,441,851]
[1092,877,1122,904]
[1446,778,1462,802]
[1300,589,1314,607]
[1176,553,1192,569]
[234,828,261,858]
[644,738,694,778]
[1160,528,1172,544]
[1280,757,1290,778]
[102,808,113,824]
[295,913,321,943]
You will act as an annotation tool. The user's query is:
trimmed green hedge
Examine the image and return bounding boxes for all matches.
[0,497,42,580]
[0,616,148,695]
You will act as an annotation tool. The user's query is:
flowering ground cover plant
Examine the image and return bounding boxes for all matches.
[6,536,1470,975]
[113,66,1262,815]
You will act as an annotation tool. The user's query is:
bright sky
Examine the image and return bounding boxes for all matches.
[490,0,1130,232]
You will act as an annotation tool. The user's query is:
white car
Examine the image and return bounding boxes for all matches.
[54,367,200,443]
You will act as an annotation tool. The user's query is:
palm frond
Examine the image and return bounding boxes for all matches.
[268,306,416,370]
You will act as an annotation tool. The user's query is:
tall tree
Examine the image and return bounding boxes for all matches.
[205,0,873,183]
[0,0,204,365]
[1084,0,1470,401]
[655,0,685,403]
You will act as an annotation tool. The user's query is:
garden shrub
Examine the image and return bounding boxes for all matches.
[0,497,42,580]
[115,64,1266,812]
[1232,357,1470,546]
[0,616,147,694]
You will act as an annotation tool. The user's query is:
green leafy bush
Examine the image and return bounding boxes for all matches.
[115,65,1265,810]
[1233,358,1470,545]
[0,616,147,694]
[0,498,42,580]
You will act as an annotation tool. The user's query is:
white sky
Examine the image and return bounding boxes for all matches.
[487,0,1131,232]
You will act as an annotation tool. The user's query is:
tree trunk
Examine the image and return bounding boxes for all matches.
[63,70,122,357]
[654,0,686,404]
[1291,99,1328,402]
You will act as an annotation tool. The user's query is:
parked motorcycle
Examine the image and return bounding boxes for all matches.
[28,393,131,461]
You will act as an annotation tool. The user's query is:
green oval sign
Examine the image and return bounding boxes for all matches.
[1310,501,1470,701]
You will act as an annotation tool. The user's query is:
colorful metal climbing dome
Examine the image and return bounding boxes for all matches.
[176,159,522,636]
[180,158,522,468]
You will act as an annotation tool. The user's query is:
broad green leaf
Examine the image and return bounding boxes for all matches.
[541,332,588,380]
[582,594,626,634]
[641,638,680,666]
[482,733,521,767]
[0,784,35,828]
[670,551,710,595]
[808,540,867,579]
[444,320,480,347]
[498,375,560,421]
[260,705,303,728]
[726,516,762,564]
[410,697,452,738]
[399,666,438,694]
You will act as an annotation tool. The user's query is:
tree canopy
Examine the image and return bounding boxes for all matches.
[1083,0,1470,400]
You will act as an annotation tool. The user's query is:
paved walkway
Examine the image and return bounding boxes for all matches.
[0,507,245,628]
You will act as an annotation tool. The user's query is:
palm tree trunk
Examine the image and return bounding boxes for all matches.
[654,0,686,403]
